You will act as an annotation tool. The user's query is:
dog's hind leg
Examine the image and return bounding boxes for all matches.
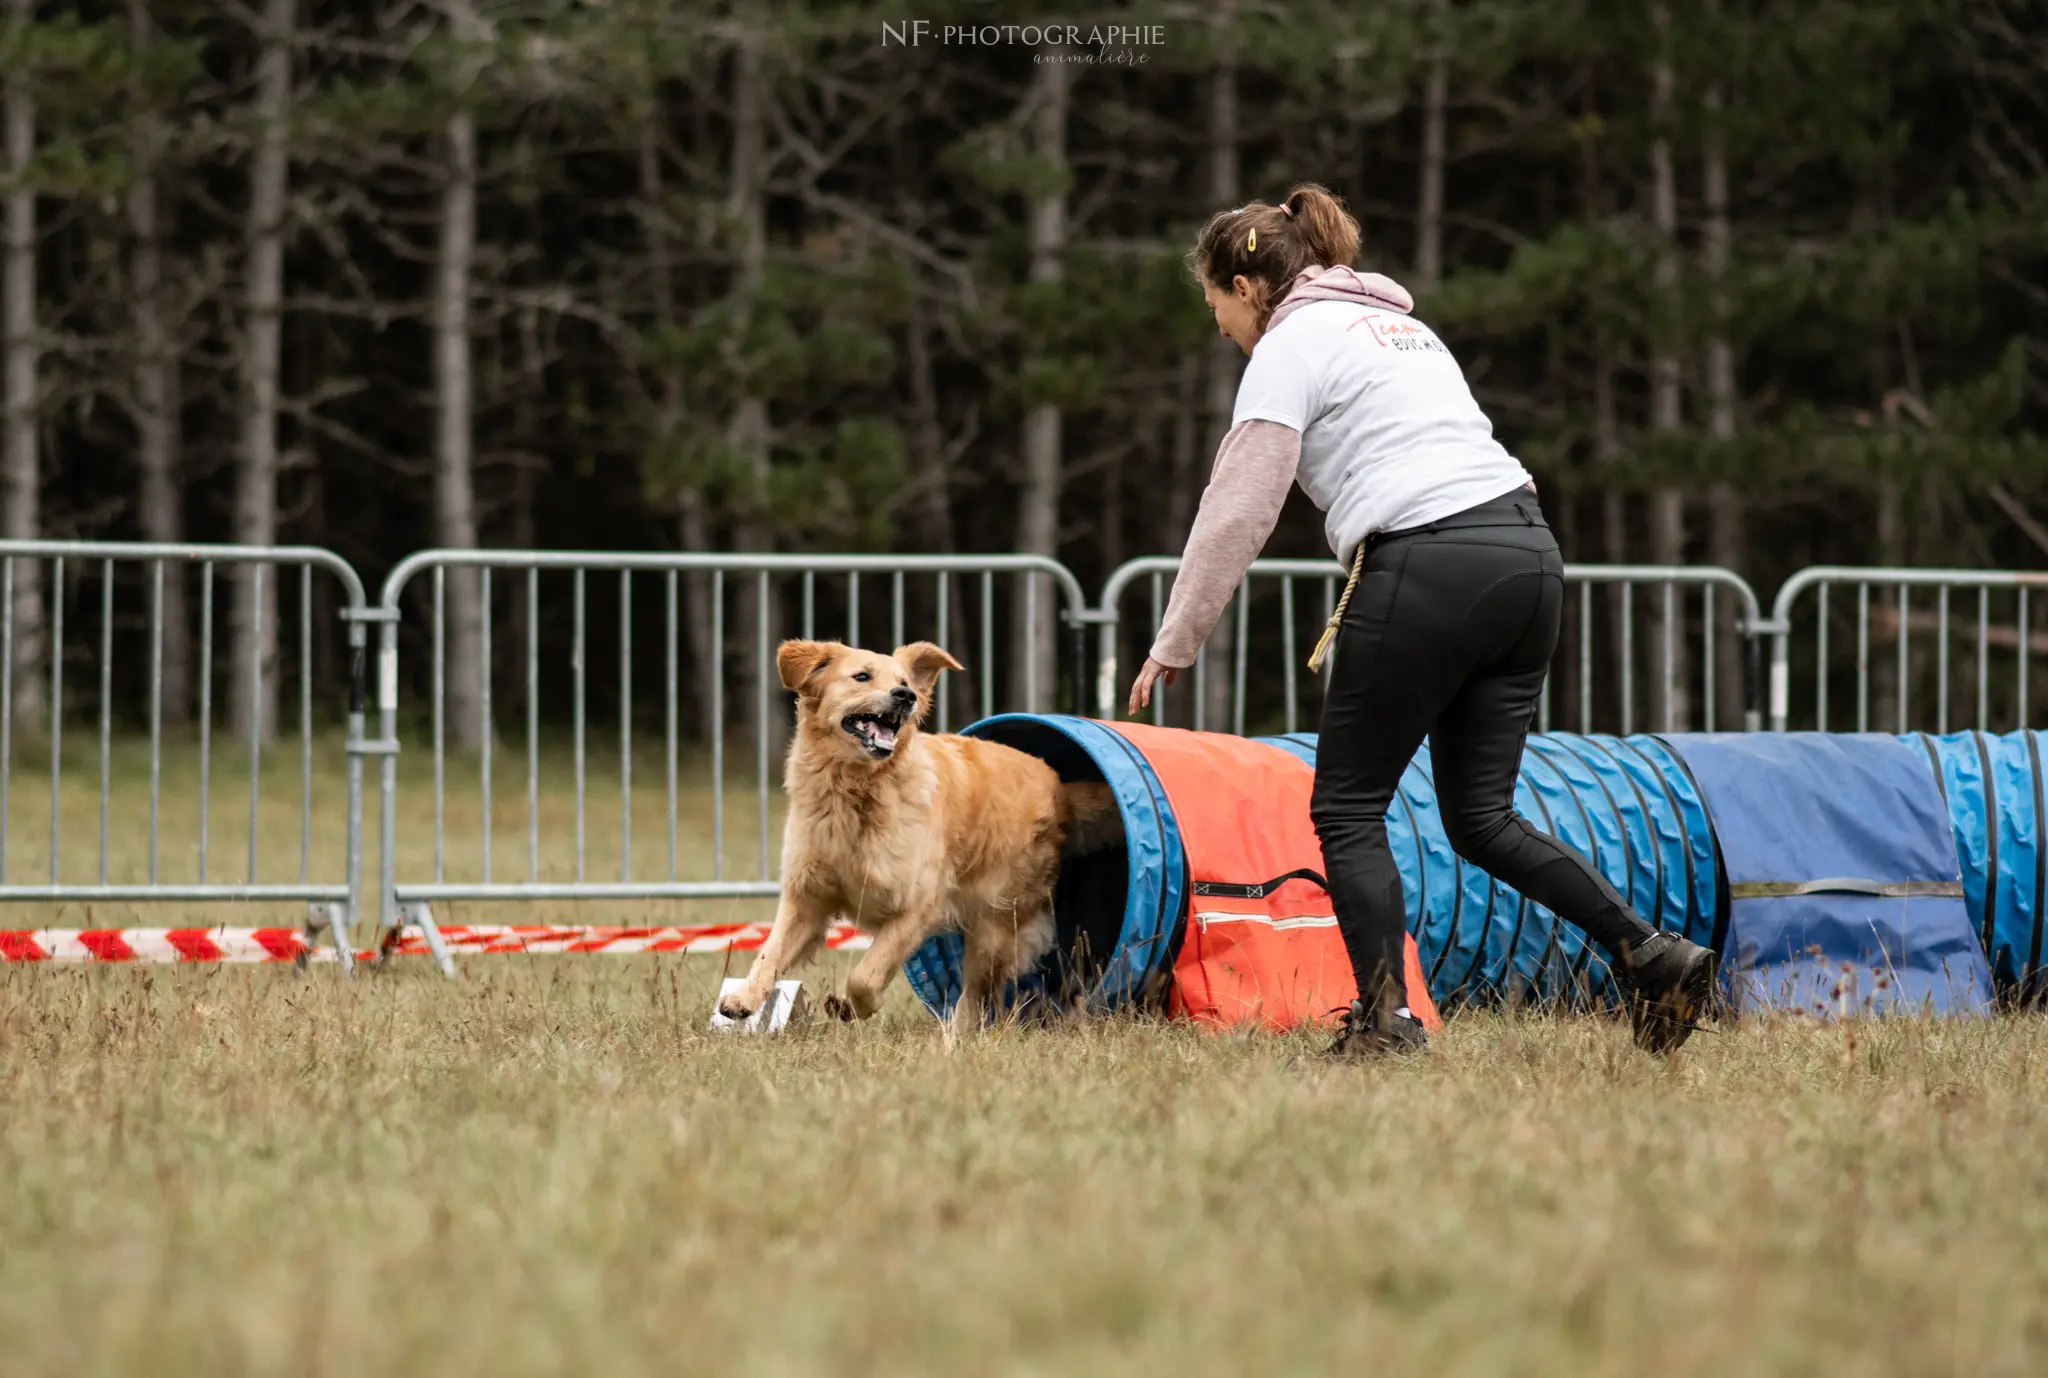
[718,888,831,1020]
[952,901,1054,1035]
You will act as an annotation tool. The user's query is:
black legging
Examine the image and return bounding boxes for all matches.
[1310,489,1658,1007]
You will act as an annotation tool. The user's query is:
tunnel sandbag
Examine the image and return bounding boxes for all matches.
[903,717,1439,1031]
[1261,733,1717,1007]
[1905,731,2047,1001]
[902,714,1185,1020]
[1667,733,1991,1016]
[1104,720,1438,1031]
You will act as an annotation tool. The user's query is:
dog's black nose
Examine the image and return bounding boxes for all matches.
[890,686,917,707]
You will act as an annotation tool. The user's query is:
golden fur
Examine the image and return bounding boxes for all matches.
[715,638,1121,1031]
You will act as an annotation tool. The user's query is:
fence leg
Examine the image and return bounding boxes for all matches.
[338,617,370,975]
[1766,624,1790,732]
[403,901,457,978]
[365,610,458,978]
[301,902,350,971]
[1743,629,1765,733]
[1067,619,1089,717]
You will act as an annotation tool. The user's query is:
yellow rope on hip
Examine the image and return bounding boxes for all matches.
[1307,543,1367,675]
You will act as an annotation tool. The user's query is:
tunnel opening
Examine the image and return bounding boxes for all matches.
[902,714,1183,1020]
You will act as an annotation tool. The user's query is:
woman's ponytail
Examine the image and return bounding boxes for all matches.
[1188,182,1363,331]
[1281,183,1361,272]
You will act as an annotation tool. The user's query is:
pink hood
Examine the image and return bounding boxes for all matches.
[1265,265,1415,332]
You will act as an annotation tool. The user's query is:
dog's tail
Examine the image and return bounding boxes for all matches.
[1056,782,1124,857]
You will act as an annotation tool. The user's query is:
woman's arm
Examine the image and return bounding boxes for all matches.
[1147,418,1303,668]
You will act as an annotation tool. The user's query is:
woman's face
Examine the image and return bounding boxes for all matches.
[1203,275,1263,356]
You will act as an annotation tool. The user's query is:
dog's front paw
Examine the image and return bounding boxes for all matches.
[717,992,763,1021]
[822,993,856,1022]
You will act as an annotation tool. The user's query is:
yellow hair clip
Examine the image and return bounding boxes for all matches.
[1246,227,1257,253]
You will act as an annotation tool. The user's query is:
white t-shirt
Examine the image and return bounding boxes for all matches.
[1230,300,1533,567]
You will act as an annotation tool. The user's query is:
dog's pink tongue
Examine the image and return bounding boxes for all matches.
[871,723,898,751]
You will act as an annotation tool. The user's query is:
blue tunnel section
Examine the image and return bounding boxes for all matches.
[1907,731,2048,1001]
[1264,733,1719,1007]
[1672,733,1991,1016]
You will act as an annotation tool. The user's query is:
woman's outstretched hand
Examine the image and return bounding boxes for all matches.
[1127,658,1181,716]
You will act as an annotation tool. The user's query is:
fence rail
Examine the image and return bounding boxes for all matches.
[1766,567,2048,734]
[0,539,369,971]
[1095,557,1767,736]
[0,537,2037,972]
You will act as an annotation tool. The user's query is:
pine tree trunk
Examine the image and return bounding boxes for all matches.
[905,290,971,726]
[1596,359,1628,730]
[1416,0,1448,291]
[1647,1,1689,731]
[128,0,190,723]
[635,118,716,745]
[1701,38,1744,730]
[726,25,776,753]
[232,0,294,746]
[3,0,42,733]
[435,0,484,752]
[905,291,954,556]
[1011,54,1068,713]
[1198,8,1240,731]
[1167,353,1200,552]
[1555,481,1579,721]
[677,493,718,745]
[505,442,534,726]
[1582,122,1628,732]
[1161,352,1201,727]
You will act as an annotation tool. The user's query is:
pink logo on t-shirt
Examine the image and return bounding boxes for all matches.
[1349,314,1445,353]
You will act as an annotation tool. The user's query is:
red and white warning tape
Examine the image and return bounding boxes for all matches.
[0,922,872,965]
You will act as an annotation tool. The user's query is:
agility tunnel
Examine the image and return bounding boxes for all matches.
[903,717,2039,1025]
[901,715,1441,1031]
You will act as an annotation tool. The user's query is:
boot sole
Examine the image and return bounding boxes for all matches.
[1633,946,1719,1054]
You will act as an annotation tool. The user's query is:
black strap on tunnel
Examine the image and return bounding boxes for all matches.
[1192,868,1330,901]
[1972,730,2002,967]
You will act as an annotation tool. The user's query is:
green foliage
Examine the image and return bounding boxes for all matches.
[10,0,2046,582]
[763,416,910,548]
[938,126,1073,203]
[0,12,178,197]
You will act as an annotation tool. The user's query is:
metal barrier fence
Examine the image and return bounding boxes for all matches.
[4,535,2039,972]
[1095,558,1768,736]
[1766,567,2048,734]
[370,551,1092,970]
[0,540,368,971]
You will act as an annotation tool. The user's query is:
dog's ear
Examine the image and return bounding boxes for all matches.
[776,639,844,693]
[893,642,964,693]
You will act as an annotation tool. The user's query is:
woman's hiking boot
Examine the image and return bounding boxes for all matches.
[1327,998,1430,1061]
[1616,930,1719,1054]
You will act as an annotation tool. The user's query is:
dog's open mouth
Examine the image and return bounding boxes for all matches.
[841,708,907,759]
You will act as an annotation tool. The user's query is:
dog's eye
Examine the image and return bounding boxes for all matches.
[851,672,870,682]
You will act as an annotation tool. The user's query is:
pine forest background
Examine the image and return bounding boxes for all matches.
[2,0,2046,743]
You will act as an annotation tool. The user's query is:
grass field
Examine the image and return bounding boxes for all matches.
[4,735,2048,1375]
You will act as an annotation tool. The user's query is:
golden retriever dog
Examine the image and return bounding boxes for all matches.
[715,638,1121,1032]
